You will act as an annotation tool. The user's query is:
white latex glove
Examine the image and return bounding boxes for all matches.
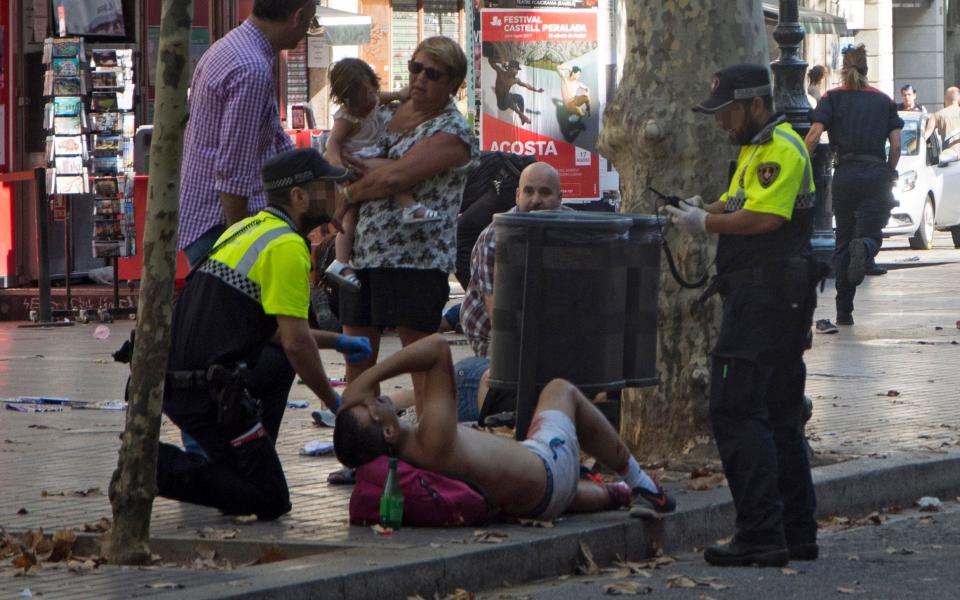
[664,202,708,234]
[682,195,703,208]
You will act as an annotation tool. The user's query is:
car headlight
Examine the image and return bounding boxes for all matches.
[900,170,917,192]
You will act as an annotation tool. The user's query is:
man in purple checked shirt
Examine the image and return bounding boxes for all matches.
[176,0,317,455]
[178,0,317,265]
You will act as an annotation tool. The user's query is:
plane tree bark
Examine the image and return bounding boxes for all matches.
[108,0,193,565]
[598,1,769,462]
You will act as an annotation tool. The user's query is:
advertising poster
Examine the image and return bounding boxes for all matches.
[480,9,599,200]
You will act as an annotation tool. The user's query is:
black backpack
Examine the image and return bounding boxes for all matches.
[456,152,534,288]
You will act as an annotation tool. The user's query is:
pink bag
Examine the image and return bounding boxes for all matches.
[349,456,489,527]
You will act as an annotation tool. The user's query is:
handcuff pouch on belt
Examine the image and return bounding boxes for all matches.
[166,363,261,431]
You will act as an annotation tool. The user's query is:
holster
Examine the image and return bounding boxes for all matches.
[205,363,261,432]
[166,362,261,432]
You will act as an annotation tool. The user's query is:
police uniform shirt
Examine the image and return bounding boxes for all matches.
[716,117,815,274]
[811,86,903,160]
[168,209,311,372]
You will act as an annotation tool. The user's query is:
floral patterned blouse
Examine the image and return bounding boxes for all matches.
[351,98,479,272]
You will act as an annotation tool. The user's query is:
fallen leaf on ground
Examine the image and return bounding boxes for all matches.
[252,545,287,565]
[81,518,111,533]
[233,515,257,525]
[194,544,216,561]
[473,530,508,544]
[516,519,554,528]
[601,581,653,595]
[196,528,238,540]
[16,508,27,515]
[885,390,900,397]
[578,542,599,576]
[687,473,727,491]
[666,575,698,588]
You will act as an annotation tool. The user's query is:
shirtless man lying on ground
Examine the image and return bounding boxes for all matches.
[334,334,676,520]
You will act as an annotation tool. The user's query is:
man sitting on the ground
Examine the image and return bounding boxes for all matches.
[334,334,676,520]
[457,161,571,422]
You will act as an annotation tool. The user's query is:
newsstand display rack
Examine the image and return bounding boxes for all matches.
[35,37,137,323]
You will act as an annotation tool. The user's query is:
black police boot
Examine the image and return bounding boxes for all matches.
[704,540,788,567]
[788,542,819,561]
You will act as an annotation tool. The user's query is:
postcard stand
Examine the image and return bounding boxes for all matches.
[39,38,137,323]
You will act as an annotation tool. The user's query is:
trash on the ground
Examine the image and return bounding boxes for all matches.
[5,403,63,413]
[885,390,900,397]
[885,547,916,555]
[371,524,392,536]
[93,325,110,340]
[144,583,184,590]
[88,266,114,285]
[287,400,309,409]
[847,554,859,561]
[896,256,920,262]
[89,400,126,410]
[917,496,942,511]
[19,589,31,598]
[16,507,27,515]
[312,409,336,427]
[233,514,257,525]
[601,581,653,595]
[194,544,216,561]
[300,440,334,456]
[781,567,799,575]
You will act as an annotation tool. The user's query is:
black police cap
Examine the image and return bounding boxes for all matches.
[693,64,772,114]
[261,148,351,192]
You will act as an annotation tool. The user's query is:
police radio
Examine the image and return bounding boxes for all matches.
[647,186,710,289]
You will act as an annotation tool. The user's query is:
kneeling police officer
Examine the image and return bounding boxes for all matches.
[157,148,370,519]
[666,64,820,567]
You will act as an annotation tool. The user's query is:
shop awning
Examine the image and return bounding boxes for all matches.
[762,3,848,35]
[311,6,372,46]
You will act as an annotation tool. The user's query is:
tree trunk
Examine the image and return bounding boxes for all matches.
[108,0,194,565]
[598,2,768,463]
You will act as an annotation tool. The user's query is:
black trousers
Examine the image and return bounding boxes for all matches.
[156,344,296,520]
[709,282,818,547]
[832,162,895,315]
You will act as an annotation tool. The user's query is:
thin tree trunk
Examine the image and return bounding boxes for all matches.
[598,2,768,463]
[108,0,194,565]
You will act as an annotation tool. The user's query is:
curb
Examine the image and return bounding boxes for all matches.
[161,449,960,600]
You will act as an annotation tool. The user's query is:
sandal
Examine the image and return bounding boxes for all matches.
[327,466,356,485]
[400,204,442,225]
[325,259,360,291]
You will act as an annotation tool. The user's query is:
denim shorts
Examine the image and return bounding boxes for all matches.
[455,356,489,423]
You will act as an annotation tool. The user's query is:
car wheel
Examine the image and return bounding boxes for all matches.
[952,226,960,249]
[908,198,935,250]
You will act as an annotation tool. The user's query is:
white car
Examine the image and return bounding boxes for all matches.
[886,111,960,249]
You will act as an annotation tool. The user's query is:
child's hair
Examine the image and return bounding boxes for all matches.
[329,58,380,111]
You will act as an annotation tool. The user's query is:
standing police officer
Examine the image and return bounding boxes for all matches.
[666,64,819,567]
[157,149,371,520]
[804,44,902,326]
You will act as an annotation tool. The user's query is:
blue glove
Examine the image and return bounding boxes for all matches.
[335,334,372,364]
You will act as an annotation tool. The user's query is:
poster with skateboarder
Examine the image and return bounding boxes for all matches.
[479,9,600,200]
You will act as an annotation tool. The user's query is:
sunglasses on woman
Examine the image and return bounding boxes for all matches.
[408,60,445,82]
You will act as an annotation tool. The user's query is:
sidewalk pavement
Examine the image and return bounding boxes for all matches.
[0,234,958,599]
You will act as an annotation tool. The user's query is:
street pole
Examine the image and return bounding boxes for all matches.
[770,0,835,267]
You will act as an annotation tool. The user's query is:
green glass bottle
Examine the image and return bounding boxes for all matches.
[379,457,404,529]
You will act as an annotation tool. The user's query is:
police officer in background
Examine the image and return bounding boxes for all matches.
[666,64,819,567]
[157,149,371,520]
[804,44,902,326]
